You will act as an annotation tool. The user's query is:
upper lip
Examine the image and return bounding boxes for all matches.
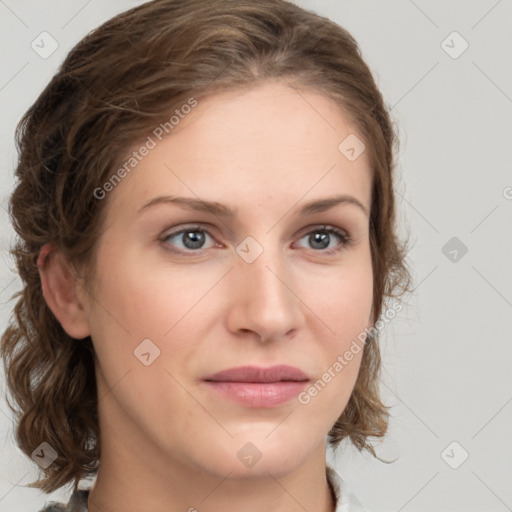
[205,365,309,383]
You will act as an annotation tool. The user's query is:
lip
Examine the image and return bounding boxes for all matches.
[204,365,309,408]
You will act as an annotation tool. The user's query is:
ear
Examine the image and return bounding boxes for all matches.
[38,245,91,339]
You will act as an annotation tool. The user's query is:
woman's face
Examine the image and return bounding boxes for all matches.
[80,81,374,479]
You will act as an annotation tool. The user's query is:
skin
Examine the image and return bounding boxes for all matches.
[41,80,374,512]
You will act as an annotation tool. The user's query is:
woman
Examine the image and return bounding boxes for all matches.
[1,0,411,510]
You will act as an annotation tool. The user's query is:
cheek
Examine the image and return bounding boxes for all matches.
[90,253,198,336]
[86,251,219,383]
[85,257,203,430]
[306,258,372,401]
[312,257,373,338]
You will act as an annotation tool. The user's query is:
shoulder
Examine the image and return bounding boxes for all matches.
[38,489,89,512]
[327,466,368,512]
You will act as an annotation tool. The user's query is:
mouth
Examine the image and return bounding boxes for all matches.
[203,365,309,408]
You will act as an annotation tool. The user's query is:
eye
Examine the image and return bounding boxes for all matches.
[162,226,217,253]
[295,225,352,254]
[160,224,352,256]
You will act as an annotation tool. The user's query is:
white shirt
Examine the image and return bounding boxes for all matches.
[327,466,367,512]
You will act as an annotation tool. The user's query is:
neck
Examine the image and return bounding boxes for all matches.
[88,408,335,512]
[88,460,335,512]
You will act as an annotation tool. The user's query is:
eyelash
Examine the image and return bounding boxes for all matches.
[160,224,353,256]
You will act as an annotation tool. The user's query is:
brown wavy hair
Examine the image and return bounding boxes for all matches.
[1,0,412,494]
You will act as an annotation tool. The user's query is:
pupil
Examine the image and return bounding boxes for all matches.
[184,231,204,249]
[311,232,329,249]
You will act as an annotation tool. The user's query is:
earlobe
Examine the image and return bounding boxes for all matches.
[38,244,91,339]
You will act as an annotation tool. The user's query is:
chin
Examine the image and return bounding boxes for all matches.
[187,428,321,480]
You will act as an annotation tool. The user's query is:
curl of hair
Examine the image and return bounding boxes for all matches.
[1,0,412,494]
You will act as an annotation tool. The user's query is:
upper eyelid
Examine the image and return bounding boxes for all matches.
[162,224,217,241]
[163,223,349,235]
[295,223,349,237]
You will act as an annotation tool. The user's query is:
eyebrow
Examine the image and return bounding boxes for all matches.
[139,194,369,218]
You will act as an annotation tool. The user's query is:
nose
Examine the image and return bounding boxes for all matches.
[225,243,305,343]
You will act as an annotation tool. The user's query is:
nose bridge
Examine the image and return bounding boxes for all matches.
[230,237,303,339]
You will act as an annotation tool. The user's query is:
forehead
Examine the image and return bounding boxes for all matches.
[103,81,372,220]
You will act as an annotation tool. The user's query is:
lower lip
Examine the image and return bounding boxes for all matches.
[205,381,308,408]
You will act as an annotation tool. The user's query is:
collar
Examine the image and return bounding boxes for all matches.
[327,466,367,512]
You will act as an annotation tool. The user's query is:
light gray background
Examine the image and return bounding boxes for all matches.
[1,1,511,511]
